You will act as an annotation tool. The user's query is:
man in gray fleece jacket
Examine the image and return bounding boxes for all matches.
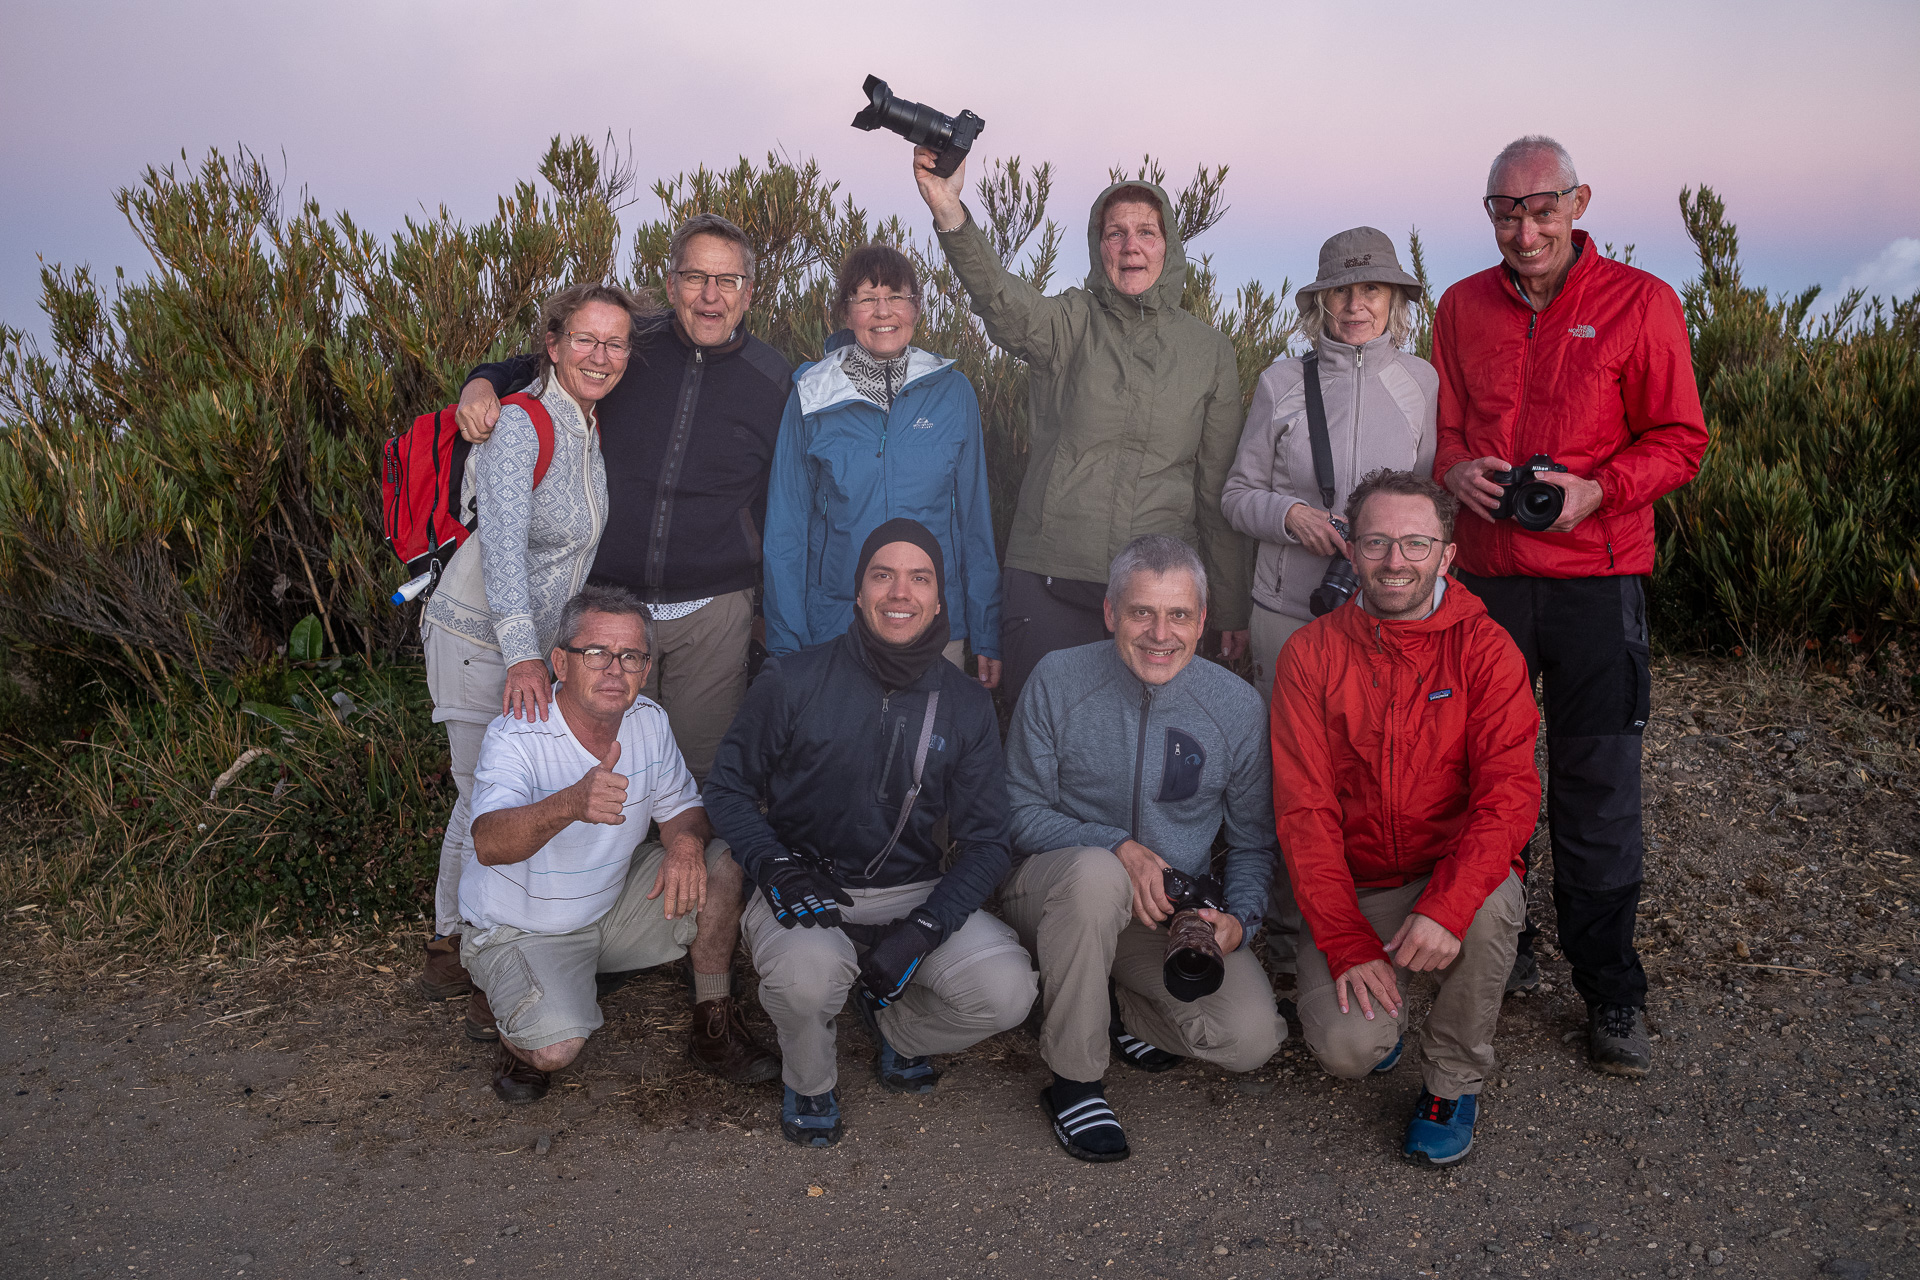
[1003,535,1283,1163]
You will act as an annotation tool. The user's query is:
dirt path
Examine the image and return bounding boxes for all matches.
[4,658,1916,1279]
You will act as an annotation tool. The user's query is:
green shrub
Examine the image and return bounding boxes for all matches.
[1,650,449,946]
[1654,187,1920,650]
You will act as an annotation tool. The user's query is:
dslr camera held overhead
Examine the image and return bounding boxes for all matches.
[851,75,984,177]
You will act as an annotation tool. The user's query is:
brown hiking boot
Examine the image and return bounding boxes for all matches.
[463,987,499,1042]
[491,1042,550,1105]
[418,935,472,1001]
[689,996,780,1084]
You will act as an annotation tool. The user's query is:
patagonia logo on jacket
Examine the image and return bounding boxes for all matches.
[1567,324,1596,338]
[1428,689,1453,701]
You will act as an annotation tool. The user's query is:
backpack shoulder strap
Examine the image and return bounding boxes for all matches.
[500,392,556,490]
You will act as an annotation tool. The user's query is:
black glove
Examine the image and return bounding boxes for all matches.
[855,908,945,1008]
[758,853,853,929]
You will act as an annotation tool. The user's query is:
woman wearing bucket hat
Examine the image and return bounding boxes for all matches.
[1221,227,1438,976]
[1223,227,1437,695]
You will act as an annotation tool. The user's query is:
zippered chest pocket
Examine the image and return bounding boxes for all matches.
[1155,728,1206,803]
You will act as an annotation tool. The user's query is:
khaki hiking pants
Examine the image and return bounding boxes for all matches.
[1295,871,1525,1099]
[638,589,753,784]
[742,879,1036,1097]
[999,846,1285,1082]
[422,624,509,938]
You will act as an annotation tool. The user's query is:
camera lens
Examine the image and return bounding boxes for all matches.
[1309,556,1359,617]
[1511,482,1565,532]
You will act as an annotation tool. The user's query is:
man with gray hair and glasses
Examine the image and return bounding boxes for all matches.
[452,214,788,785]
[461,585,777,1103]
[1432,135,1707,1077]
[1001,534,1282,1163]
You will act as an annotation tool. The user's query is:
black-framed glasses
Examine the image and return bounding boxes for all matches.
[1483,186,1580,224]
[672,270,748,294]
[1355,534,1443,562]
[564,332,631,357]
[560,645,651,672]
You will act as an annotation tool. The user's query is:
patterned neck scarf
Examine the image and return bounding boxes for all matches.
[843,344,911,407]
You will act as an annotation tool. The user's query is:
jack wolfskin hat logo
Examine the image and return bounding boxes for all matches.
[1343,254,1374,268]
[1568,324,1596,338]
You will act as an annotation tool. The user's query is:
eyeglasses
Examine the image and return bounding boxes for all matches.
[1355,534,1443,561]
[559,645,651,672]
[672,270,748,294]
[848,294,918,311]
[564,332,631,357]
[1483,186,1580,227]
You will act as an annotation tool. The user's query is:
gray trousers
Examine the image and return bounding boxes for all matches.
[1296,872,1525,1099]
[638,588,753,784]
[742,879,1036,1096]
[423,624,508,937]
[1000,846,1285,1082]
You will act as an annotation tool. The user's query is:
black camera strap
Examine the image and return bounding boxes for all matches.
[859,690,940,882]
[1302,353,1337,510]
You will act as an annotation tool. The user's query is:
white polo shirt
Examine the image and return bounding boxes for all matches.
[460,688,701,937]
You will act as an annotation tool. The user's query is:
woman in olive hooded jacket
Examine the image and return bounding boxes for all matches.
[913,148,1251,706]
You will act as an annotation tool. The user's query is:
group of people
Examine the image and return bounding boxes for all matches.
[412,132,1708,1167]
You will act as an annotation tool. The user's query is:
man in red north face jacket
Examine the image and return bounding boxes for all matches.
[1274,470,1538,1165]
[1434,135,1708,1078]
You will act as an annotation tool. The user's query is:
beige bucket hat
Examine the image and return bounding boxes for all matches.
[1293,226,1424,310]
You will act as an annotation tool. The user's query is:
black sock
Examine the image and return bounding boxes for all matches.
[1049,1073,1105,1108]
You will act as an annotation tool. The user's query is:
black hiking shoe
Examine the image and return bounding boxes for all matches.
[1588,1004,1652,1077]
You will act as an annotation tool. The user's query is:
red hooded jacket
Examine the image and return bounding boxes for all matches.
[1272,579,1540,979]
[1431,231,1708,578]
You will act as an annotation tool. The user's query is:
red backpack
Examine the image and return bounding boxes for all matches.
[381,392,554,592]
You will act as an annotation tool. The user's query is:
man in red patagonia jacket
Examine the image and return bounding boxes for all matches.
[1273,470,1539,1166]
[1433,135,1708,1077]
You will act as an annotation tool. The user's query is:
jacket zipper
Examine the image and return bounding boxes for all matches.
[875,691,903,803]
[1129,683,1153,840]
[575,402,604,598]
[1349,347,1365,498]
[647,348,706,593]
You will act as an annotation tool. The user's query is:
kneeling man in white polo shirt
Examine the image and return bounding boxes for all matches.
[463,584,778,1102]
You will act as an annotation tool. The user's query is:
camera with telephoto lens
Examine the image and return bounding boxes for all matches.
[1161,867,1230,1003]
[1308,515,1358,617]
[1490,454,1571,532]
[851,75,986,178]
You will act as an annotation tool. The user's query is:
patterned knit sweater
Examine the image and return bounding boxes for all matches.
[423,378,607,667]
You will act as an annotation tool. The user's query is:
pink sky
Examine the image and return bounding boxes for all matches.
[5,0,1917,341]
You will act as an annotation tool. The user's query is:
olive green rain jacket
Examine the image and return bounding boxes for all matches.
[936,181,1252,630]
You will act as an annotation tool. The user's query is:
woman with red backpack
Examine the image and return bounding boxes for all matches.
[417,281,650,1012]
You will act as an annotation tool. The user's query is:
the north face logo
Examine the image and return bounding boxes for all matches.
[1568,324,1596,338]
[1343,254,1374,268]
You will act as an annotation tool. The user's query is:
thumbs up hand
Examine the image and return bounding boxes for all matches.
[573,739,629,825]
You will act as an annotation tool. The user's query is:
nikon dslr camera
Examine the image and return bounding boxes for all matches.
[1308,515,1358,617]
[1161,867,1230,1002]
[851,75,985,178]
[1490,455,1571,532]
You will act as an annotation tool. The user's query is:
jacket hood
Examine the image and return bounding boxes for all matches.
[1330,572,1486,649]
[794,344,956,416]
[1084,179,1189,313]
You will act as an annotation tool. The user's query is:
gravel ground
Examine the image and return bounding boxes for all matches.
[2,655,1916,1279]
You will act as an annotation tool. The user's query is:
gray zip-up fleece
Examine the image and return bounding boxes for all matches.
[1004,641,1276,944]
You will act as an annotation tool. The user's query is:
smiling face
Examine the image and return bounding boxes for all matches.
[1487,150,1590,300]
[1323,281,1396,346]
[855,541,941,647]
[543,300,632,405]
[671,233,754,347]
[1103,568,1205,686]
[1353,493,1457,621]
[550,610,650,721]
[1099,199,1168,298]
[847,278,919,360]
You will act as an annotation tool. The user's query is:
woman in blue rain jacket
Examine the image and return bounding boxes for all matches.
[763,244,1003,686]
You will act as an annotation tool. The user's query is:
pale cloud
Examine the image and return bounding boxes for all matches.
[1840,238,1920,302]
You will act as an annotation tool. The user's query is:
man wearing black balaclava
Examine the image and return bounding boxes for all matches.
[704,518,1037,1148]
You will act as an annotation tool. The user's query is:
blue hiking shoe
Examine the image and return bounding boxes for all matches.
[1372,1036,1405,1074]
[856,991,942,1093]
[1403,1090,1477,1166]
[781,1086,842,1147]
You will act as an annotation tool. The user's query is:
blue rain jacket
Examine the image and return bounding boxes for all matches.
[763,344,1002,658]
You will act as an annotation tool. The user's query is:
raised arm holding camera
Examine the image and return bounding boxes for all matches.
[911,146,1252,707]
[1433,136,1709,1078]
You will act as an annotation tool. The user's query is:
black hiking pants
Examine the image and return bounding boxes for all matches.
[1000,568,1112,711]
[1458,572,1652,1011]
